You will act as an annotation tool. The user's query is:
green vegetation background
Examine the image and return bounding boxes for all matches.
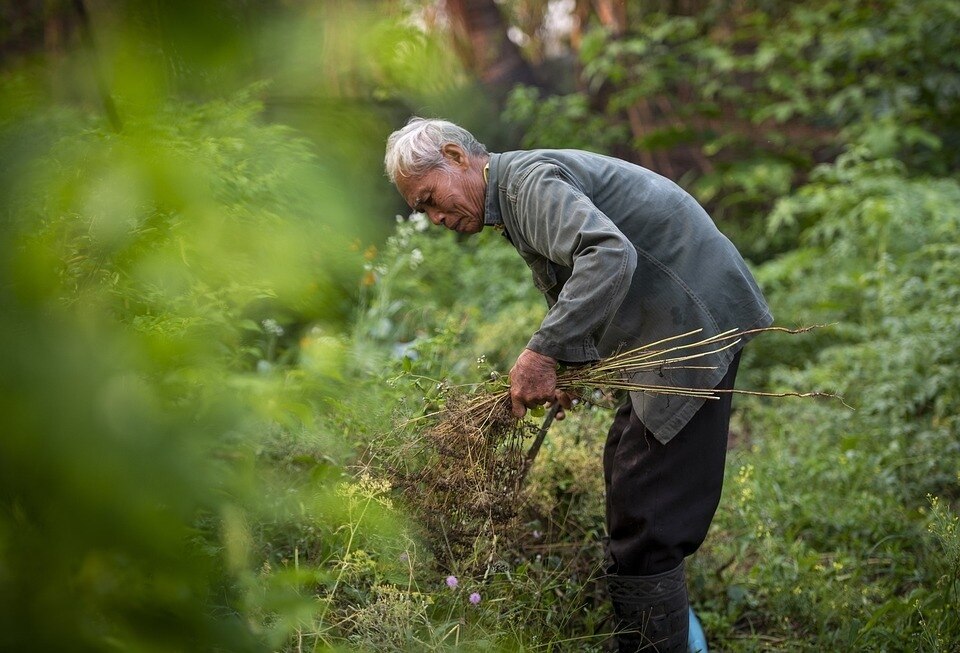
[0,1,958,650]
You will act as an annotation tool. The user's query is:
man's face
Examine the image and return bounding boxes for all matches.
[395,147,486,235]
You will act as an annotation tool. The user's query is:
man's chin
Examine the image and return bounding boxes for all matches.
[460,219,483,234]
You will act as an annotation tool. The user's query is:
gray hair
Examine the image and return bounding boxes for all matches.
[384,117,488,184]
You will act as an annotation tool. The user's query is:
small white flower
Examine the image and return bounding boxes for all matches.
[261,319,284,337]
[410,211,429,231]
[410,248,424,268]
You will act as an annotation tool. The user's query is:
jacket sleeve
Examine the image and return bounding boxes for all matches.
[513,163,637,363]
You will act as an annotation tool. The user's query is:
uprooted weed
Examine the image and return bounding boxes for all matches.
[385,388,538,573]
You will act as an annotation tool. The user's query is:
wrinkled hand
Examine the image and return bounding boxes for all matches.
[509,349,576,419]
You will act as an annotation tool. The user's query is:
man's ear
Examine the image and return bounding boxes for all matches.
[441,143,468,169]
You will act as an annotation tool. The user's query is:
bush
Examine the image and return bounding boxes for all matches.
[694,144,960,650]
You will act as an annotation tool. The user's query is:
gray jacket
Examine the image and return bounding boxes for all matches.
[483,149,773,443]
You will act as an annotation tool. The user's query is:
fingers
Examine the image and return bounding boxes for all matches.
[553,390,570,421]
[511,394,527,419]
[510,392,551,419]
[511,393,560,420]
[510,390,580,421]
[511,389,582,421]
[509,386,554,417]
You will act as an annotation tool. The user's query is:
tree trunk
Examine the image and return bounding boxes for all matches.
[592,0,626,34]
[445,0,543,102]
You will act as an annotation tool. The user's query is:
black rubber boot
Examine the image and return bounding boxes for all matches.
[607,562,689,653]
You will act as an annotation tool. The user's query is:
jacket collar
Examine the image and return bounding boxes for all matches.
[483,152,504,229]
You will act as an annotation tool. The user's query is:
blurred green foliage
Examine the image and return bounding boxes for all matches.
[0,2,429,650]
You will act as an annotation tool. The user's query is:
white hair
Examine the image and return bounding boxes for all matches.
[384,117,488,184]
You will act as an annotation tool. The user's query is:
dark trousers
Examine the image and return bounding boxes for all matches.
[603,352,741,576]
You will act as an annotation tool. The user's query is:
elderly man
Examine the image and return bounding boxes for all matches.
[384,117,772,652]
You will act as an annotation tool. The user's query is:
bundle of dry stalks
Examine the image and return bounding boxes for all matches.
[386,325,840,572]
[387,389,530,572]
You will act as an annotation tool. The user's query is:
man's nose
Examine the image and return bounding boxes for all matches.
[426,208,444,226]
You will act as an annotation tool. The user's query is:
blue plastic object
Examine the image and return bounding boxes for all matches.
[688,606,708,653]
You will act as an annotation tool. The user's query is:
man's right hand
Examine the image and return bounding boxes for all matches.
[508,348,560,418]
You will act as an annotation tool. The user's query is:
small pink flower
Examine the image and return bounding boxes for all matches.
[469,592,481,605]
[445,575,458,589]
